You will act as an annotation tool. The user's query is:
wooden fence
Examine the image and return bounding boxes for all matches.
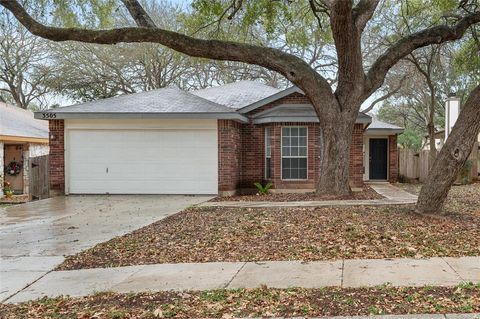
[29,155,49,200]
[398,143,479,183]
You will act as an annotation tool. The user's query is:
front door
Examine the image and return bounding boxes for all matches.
[369,138,388,180]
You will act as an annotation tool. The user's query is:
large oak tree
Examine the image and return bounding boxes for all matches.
[2,0,479,196]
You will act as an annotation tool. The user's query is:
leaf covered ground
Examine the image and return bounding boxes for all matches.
[210,185,383,202]
[1,284,479,318]
[58,184,480,270]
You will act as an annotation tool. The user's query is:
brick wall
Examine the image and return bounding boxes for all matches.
[239,124,264,188]
[49,120,65,196]
[350,124,365,188]
[218,120,242,193]
[388,135,398,183]
[217,121,365,192]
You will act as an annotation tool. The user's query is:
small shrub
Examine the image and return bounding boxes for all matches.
[254,181,273,195]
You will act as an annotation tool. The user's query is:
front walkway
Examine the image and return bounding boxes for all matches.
[0,195,212,302]
[202,183,418,208]
[5,256,479,303]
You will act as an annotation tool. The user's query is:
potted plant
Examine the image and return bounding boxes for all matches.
[3,181,14,198]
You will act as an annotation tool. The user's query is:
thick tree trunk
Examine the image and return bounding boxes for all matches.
[316,111,357,197]
[416,84,480,214]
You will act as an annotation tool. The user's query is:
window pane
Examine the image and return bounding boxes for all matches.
[265,158,271,179]
[299,168,307,179]
[282,137,290,146]
[299,147,307,157]
[299,137,307,146]
[291,137,298,146]
[299,127,307,137]
[282,127,290,137]
[291,127,298,136]
[290,147,298,156]
[283,147,290,156]
[299,158,307,169]
[291,168,299,179]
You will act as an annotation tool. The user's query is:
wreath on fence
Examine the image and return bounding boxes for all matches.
[5,161,22,176]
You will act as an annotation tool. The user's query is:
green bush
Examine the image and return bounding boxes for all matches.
[254,181,273,195]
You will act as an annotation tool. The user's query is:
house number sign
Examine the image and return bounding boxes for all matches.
[41,113,57,119]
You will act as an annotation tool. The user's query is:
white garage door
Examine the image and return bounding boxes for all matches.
[67,126,218,194]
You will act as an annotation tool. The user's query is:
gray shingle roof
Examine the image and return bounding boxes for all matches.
[0,102,48,139]
[43,87,235,114]
[192,80,281,109]
[367,118,404,130]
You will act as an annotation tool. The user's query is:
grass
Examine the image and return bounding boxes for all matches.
[57,183,480,270]
[1,284,479,318]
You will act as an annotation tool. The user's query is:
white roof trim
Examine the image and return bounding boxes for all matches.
[238,86,304,114]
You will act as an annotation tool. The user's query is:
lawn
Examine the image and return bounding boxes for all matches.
[1,284,479,318]
[58,183,480,270]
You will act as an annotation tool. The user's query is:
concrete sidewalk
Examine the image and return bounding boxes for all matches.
[5,256,479,303]
[254,315,479,319]
[201,183,418,208]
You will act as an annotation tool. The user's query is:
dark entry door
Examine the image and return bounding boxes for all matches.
[369,139,388,180]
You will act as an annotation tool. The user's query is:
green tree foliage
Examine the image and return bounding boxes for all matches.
[397,128,423,150]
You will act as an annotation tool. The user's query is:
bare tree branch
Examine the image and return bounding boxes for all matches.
[120,0,156,28]
[365,11,480,97]
[0,0,334,101]
[362,74,407,113]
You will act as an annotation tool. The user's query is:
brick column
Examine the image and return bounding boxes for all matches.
[388,135,398,183]
[0,142,3,198]
[349,124,364,188]
[218,120,242,195]
[49,120,65,196]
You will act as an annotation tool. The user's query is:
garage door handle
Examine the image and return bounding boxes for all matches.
[106,167,109,173]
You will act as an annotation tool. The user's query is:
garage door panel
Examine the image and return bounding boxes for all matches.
[68,128,218,194]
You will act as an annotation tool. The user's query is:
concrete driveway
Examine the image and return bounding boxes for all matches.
[0,195,211,302]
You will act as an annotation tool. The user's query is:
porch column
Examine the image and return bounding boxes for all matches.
[0,142,3,198]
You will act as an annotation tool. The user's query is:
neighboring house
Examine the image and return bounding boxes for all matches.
[35,81,403,196]
[1,102,49,199]
[424,129,480,178]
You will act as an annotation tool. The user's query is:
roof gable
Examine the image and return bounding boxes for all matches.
[192,80,281,109]
[238,86,304,114]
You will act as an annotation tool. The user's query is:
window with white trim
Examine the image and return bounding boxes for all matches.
[281,127,307,180]
[265,127,272,179]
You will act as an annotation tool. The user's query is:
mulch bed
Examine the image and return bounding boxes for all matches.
[210,185,384,202]
[57,183,480,270]
[1,285,479,318]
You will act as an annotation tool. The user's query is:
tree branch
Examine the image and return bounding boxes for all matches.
[365,11,480,98]
[361,74,407,113]
[120,0,156,28]
[0,0,334,101]
[353,0,380,33]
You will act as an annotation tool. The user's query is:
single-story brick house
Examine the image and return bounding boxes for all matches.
[35,81,403,196]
